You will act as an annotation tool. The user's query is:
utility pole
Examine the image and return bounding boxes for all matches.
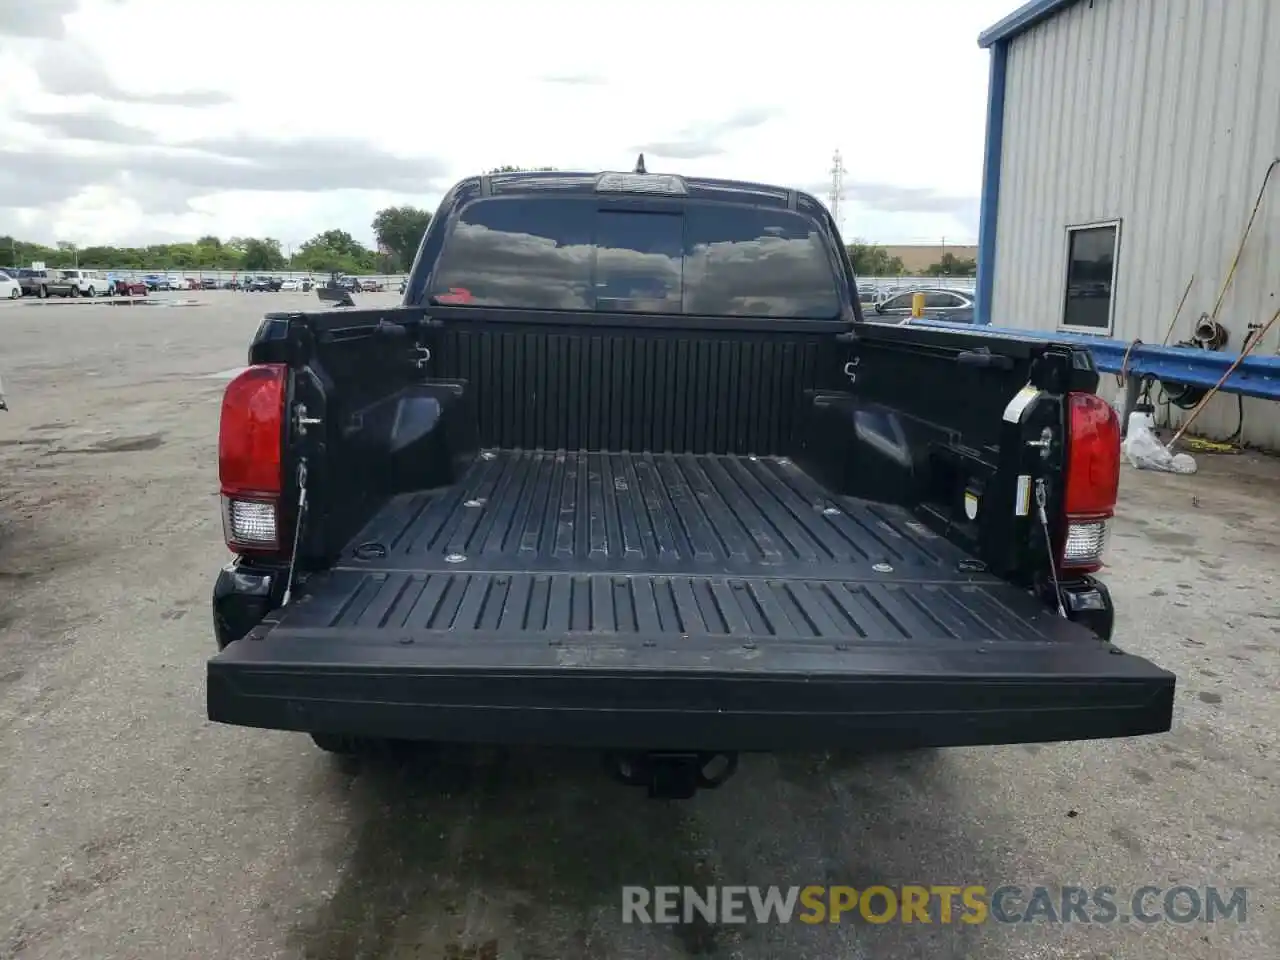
[829,149,846,234]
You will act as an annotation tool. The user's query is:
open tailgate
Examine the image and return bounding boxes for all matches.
[209,582,1175,752]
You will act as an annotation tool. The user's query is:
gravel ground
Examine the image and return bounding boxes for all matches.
[0,291,1275,960]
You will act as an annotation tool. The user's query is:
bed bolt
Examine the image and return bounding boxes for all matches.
[742,640,757,650]
[835,642,850,652]
[873,562,894,573]
[445,553,466,563]
[464,498,486,508]
[643,640,656,648]
[398,636,414,645]
[822,506,842,516]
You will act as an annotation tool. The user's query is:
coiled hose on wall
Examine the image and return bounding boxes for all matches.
[1153,323,1260,443]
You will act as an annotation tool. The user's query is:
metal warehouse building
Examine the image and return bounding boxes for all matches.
[974,0,1280,447]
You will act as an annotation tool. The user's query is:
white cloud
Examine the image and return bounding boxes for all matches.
[0,0,1014,248]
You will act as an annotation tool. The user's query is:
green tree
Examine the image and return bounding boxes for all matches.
[242,238,285,271]
[372,206,432,271]
[924,252,977,277]
[167,243,199,267]
[294,230,375,274]
[1,229,387,274]
[847,241,906,276]
[78,245,124,268]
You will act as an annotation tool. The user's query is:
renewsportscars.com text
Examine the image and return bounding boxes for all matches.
[621,885,1248,926]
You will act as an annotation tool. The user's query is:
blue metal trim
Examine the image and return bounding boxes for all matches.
[974,40,1009,326]
[910,320,1280,402]
[979,0,1081,48]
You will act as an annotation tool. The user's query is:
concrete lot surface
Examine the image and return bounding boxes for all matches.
[0,291,1275,959]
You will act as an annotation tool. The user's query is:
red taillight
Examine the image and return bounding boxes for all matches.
[1061,391,1121,572]
[218,364,286,552]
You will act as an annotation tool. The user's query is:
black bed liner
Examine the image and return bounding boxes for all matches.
[208,450,1175,750]
[308,449,1045,641]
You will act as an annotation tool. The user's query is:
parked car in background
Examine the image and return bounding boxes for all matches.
[359,278,383,292]
[872,287,976,324]
[246,276,282,292]
[280,277,313,292]
[17,268,52,297]
[111,277,149,296]
[201,277,219,290]
[399,277,407,295]
[47,269,106,297]
[0,270,21,299]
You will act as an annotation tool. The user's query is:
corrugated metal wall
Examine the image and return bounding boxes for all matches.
[992,0,1280,447]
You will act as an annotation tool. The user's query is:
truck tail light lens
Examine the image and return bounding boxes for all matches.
[218,364,286,552]
[1061,391,1121,572]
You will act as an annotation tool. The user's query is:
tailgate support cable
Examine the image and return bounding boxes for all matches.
[1034,478,1067,618]
[281,459,308,606]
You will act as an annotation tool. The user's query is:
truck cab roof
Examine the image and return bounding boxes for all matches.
[462,169,828,215]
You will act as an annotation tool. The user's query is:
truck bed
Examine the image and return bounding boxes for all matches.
[210,448,1175,751]
[307,449,1051,640]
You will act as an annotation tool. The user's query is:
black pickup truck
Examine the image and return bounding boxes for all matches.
[207,167,1174,797]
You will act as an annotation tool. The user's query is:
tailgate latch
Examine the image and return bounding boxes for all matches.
[293,402,322,437]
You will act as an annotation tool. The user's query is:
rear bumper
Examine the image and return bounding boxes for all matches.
[207,632,1175,752]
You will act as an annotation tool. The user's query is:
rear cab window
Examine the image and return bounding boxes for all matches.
[428,196,843,319]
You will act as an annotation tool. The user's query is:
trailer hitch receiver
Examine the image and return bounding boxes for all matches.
[604,751,739,799]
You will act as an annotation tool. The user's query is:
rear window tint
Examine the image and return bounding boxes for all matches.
[429,196,842,319]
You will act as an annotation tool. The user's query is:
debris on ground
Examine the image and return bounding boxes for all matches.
[1122,411,1197,474]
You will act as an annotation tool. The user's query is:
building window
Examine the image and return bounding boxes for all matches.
[1061,221,1120,333]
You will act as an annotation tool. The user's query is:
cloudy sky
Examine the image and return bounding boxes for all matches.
[0,0,1016,249]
